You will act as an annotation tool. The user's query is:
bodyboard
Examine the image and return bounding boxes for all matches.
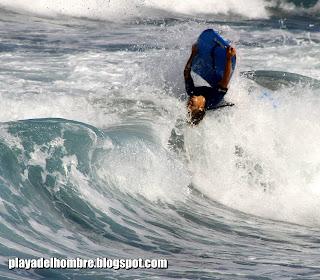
[191,29,236,87]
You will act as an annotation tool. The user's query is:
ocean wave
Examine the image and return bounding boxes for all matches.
[0,0,319,21]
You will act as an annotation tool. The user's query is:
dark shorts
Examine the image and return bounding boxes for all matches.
[185,77,227,110]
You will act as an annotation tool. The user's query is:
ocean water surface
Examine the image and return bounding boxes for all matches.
[0,0,319,279]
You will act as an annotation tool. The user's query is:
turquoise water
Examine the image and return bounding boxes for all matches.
[0,1,320,279]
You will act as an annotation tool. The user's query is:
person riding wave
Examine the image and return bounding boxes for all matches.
[184,44,236,125]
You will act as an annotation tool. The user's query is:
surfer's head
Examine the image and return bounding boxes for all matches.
[188,95,206,125]
[189,108,206,125]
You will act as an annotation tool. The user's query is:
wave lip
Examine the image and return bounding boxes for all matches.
[1,0,320,21]
[0,0,273,20]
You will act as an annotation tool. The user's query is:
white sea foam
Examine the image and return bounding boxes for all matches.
[185,78,320,226]
[1,0,319,20]
[0,0,273,19]
[0,6,319,226]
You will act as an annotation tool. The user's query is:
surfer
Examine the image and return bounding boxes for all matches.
[184,44,236,125]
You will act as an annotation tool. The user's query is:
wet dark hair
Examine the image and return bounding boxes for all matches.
[188,109,206,126]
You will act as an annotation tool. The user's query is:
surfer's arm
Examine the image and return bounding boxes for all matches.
[184,44,197,80]
[219,46,236,89]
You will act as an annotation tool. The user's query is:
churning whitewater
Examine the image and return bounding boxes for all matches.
[0,0,319,279]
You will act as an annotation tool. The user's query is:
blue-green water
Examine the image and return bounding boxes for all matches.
[0,1,320,279]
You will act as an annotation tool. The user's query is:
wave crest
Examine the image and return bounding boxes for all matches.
[0,0,281,20]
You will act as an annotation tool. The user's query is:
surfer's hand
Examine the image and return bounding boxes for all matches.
[226,46,236,59]
[191,44,198,55]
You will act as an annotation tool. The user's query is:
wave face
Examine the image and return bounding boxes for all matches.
[0,0,319,20]
[0,2,320,280]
